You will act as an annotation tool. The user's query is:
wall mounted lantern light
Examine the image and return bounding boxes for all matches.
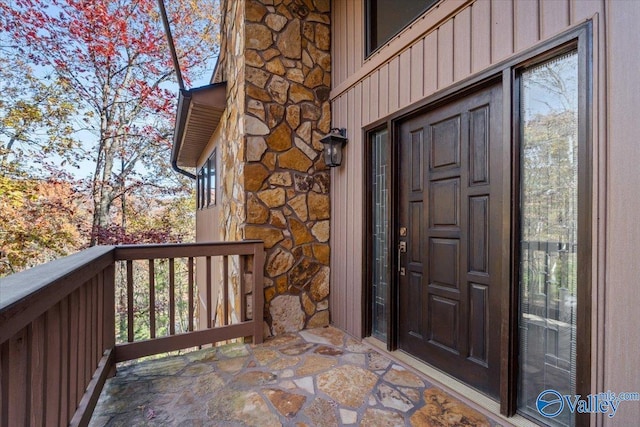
[320,128,348,167]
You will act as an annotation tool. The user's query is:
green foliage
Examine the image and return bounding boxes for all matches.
[0,55,79,170]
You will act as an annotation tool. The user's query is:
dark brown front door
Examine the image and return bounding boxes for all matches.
[398,82,504,398]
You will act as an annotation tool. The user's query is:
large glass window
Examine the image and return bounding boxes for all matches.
[517,51,579,426]
[197,149,217,209]
[207,149,217,207]
[371,129,389,340]
[197,168,205,209]
[366,0,439,55]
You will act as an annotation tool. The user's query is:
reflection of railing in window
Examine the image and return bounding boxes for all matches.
[520,239,577,419]
[520,240,577,323]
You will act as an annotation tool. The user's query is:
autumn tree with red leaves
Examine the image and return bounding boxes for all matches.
[0,0,219,245]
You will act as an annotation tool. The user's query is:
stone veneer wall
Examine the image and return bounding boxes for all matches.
[214,0,246,326]
[242,0,332,335]
[215,0,331,335]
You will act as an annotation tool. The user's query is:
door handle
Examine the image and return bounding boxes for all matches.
[398,241,407,275]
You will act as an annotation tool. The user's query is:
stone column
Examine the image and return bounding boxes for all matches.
[241,0,332,335]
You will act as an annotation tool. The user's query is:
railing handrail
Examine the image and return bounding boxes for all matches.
[0,240,266,346]
[114,240,264,260]
[0,245,115,344]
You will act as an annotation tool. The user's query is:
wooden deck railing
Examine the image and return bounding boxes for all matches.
[0,241,264,427]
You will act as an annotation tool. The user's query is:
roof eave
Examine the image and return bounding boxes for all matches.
[171,81,227,170]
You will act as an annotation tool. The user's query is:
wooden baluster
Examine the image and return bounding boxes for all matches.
[1,340,9,426]
[90,277,97,370]
[85,280,92,390]
[240,256,246,322]
[96,272,104,365]
[7,328,29,425]
[103,264,115,359]
[126,260,134,343]
[252,245,265,344]
[169,258,176,336]
[68,289,79,417]
[223,255,229,326]
[78,285,87,398]
[188,257,194,332]
[46,304,61,427]
[149,259,156,339]
[206,256,212,329]
[30,316,45,425]
[59,297,70,424]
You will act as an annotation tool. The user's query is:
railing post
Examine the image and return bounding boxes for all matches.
[252,243,264,344]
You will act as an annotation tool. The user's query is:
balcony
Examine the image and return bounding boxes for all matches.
[0,242,503,426]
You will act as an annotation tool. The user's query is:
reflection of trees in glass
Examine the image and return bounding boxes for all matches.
[521,52,578,298]
[518,52,579,426]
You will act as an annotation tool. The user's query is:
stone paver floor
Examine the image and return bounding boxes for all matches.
[90,326,503,426]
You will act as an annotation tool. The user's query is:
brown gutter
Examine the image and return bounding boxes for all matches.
[170,89,196,179]
[158,0,185,91]
[158,0,194,179]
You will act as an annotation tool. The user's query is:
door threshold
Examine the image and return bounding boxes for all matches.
[363,337,538,427]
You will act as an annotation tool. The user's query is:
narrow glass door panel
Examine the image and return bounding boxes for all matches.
[518,51,579,426]
[371,129,389,341]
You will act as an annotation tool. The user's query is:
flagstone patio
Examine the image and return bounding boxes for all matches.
[90,326,505,426]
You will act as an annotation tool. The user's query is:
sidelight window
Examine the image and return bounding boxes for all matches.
[370,128,390,340]
[517,50,581,426]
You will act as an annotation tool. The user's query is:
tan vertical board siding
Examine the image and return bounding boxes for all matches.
[388,57,399,112]
[333,0,364,87]
[369,72,379,120]
[540,0,570,40]
[604,1,640,424]
[399,50,411,107]
[378,63,389,118]
[490,0,514,62]
[353,82,364,336]
[353,0,364,77]
[423,31,439,97]
[571,0,602,23]
[333,0,342,86]
[437,20,454,88]
[514,0,539,52]
[347,87,357,333]
[361,76,370,125]
[329,95,343,329]
[453,7,471,81]
[410,38,424,103]
[196,201,220,327]
[471,0,492,73]
[347,0,355,77]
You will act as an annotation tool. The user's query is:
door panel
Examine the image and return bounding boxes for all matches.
[398,82,503,398]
